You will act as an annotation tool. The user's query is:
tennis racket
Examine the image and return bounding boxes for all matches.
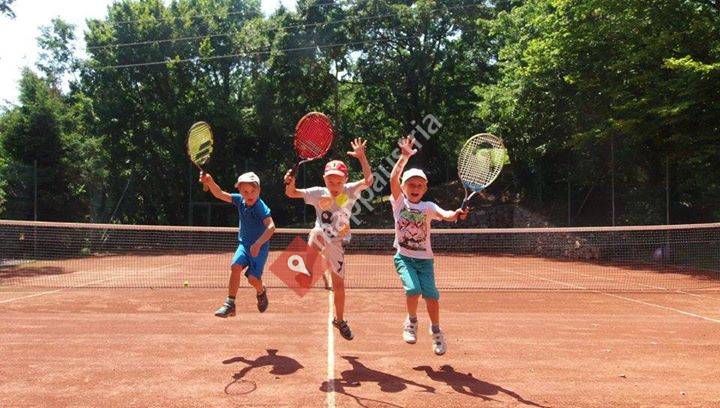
[285,112,334,184]
[457,133,507,210]
[187,121,214,192]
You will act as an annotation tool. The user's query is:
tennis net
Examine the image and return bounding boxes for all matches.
[1,220,718,291]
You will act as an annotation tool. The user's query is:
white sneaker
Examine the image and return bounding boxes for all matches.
[431,330,446,355]
[403,319,418,344]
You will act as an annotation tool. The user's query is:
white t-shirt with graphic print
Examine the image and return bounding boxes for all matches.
[301,183,362,242]
[391,194,442,259]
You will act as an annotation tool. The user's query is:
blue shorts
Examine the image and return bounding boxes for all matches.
[393,253,439,300]
[231,244,269,279]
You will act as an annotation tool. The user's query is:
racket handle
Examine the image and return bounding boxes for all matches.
[461,191,477,210]
[285,163,300,185]
[199,170,209,192]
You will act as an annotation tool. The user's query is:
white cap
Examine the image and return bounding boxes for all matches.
[401,168,428,184]
[235,172,261,187]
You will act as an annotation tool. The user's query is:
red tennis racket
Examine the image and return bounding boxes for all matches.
[285,112,334,183]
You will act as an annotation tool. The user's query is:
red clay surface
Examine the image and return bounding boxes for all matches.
[3,252,718,292]
[2,287,720,407]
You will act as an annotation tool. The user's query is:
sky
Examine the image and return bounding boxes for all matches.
[0,0,296,106]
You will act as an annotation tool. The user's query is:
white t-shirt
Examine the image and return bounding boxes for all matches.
[302,183,362,242]
[391,194,442,259]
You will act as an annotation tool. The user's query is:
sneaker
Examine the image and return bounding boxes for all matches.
[332,318,354,340]
[214,299,236,318]
[403,319,418,344]
[431,330,446,355]
[256,287,268,313]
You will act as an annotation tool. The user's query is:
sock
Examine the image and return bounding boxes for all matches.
[408,316,418,323]
[226,296,235,304]
[431,324,441,334]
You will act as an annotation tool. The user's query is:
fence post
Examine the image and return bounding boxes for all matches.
[610,134,615,226]
[665,154,670,225]
[33,159,38,221]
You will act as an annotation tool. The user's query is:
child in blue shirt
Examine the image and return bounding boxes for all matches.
[200,171,276,317]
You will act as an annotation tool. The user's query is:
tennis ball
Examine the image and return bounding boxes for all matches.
[478,148,509,167]
[183,280,189,288]
[490,148,507,166]
[335,193,348,207]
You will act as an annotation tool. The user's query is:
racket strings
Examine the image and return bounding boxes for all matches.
[188,123,214,166]
[295,116,333,159]
[458,135,505,190]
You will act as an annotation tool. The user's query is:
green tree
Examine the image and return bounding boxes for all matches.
[345,0,493,183]
[37,18,78,87]
[479,0,720,225]
[82,0,266,224]
[0,69,73,220]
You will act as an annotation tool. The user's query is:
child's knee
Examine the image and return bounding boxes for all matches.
[421,287,440,300]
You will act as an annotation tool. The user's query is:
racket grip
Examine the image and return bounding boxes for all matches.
[461,195,473,211]
[284,164,300,185]
[199,170,209,192]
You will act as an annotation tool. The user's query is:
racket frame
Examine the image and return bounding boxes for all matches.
[286,112,334,183]
[458,133,506,210]
[187,121,215,192]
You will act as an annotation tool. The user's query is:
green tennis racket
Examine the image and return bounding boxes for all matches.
[187,121,215,192]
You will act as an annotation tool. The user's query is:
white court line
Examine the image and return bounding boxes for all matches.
[326,289,336,408]
[0,288,64,304]
[499,266,720,324]
[0,256,214,304]
[544,265,720,302]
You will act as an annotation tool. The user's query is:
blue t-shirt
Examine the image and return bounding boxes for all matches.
[231,194,272,248]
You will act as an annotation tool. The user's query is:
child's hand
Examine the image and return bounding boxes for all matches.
[347,137,367,160]
[283,169,295,185]
[398,136,418,158]
[250,242,261,257]
[455,208,469,221]
[199,171,213,185]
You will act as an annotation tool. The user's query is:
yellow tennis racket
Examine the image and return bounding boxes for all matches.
[187,121,215,192]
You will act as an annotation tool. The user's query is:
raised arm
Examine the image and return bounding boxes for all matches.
[199,172,232,203]
[346,137,373,192]
[284,169,305,199]
[390,136,417,201]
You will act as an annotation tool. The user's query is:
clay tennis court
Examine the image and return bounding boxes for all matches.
[2,221,720,407]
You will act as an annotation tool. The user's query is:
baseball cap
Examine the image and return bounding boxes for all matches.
[401,168,428,184]
[324,160,349,177]
[235,172,261,187]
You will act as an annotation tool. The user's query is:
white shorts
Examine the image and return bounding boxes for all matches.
[309,228,346,279]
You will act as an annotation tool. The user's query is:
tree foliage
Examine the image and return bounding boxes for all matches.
[0,0,718,226]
